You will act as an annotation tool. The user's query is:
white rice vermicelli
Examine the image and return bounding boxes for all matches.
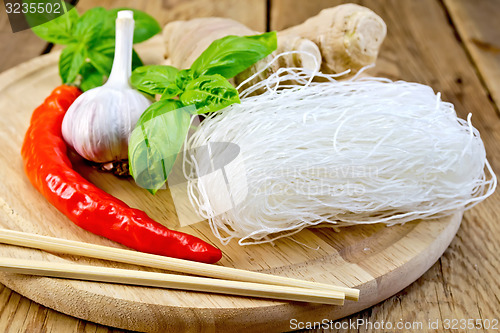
[184,73,497,245]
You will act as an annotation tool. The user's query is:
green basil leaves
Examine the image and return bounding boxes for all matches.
[26,1,78,44]
[190,32,277,79]
[128,32,277,193]
[129,101,194,194]
[179,74,240,114]
[103,8,161,44]
[30,5,160,91]
[130,65,180,96]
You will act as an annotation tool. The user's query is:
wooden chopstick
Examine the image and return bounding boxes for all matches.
[0,229,359,301]
[0,257,344,305]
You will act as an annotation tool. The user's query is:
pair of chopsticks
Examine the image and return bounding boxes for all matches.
[0,229,359,305]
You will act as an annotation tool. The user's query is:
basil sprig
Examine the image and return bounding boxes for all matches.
[129,32,277,193]
[29,4,160,91]
[128,101,195,192]
[190,33,278,78]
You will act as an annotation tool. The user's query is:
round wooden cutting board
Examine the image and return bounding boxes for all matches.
[0,38,463,333]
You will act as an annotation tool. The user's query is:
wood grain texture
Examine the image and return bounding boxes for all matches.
[0,5,48,72]
[74,0,267,32]
[443,0,500,114]
[0,0,499,331]
[0,283,124,333]
[0,46,463,332]
[272,0,500,332]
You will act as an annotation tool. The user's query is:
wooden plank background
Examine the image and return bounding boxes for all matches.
[1,0,499,332]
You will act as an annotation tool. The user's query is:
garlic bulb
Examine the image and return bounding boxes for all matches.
[62,10,151,163]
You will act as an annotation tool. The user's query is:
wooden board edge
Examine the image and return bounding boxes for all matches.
[0,51,60,92]
[0,213,462,332]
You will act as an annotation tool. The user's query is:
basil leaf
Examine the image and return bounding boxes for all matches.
[135,99,183,124]
[129,100,195,194]
[175,69,194,91]
[79,63,105,91]
[29,4,79,44]
[159,84,183,100]
[80,49,141,91]
[91,37,143,74]
[132,49,144,69]
[180,74,240,114]
[59,43,87,83]
[73,7,106,45]
[131,65,179,95]
[30,6,157,87]
[190,31,277,79]
[102,8,161,44]
[87,49,113,76]
[24,0,75,30]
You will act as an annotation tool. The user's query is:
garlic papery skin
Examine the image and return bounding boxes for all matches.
[62,10,151,163]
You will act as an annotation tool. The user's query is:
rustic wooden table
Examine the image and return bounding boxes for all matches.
[1,0,499,332]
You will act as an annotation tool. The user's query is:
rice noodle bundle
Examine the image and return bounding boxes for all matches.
[185,72,497,245]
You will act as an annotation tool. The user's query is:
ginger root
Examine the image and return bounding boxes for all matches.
[280,4,387,75]
[163,17,321,82]
[233,33,322,90]
[162,4,386,85]
[163,17,256,69]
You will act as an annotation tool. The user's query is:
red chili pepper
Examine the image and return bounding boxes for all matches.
[21,85,222,263]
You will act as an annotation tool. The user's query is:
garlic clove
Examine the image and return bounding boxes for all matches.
[62,86,151,163]
[61,10,152,163]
